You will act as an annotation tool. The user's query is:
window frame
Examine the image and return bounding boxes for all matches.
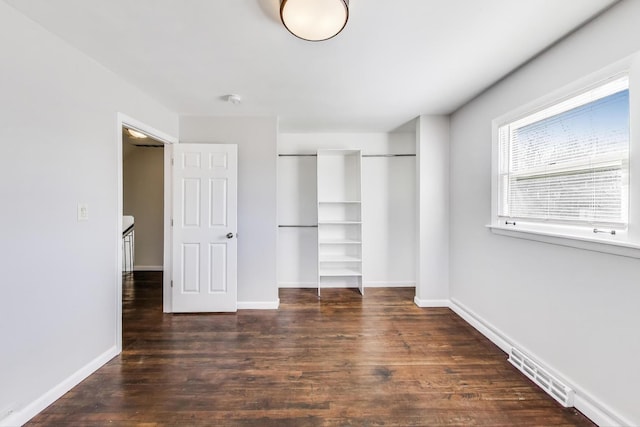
[499,76,629,228]
[489,59,640,259]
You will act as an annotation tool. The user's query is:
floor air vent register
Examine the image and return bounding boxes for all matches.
[508,348,575,407]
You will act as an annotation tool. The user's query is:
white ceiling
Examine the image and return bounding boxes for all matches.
[5,0,617,132]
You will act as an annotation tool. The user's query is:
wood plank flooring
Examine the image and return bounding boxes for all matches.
[28,272,595,426]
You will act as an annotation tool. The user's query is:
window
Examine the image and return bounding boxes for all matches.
[490,71,640,258]
[498,76,629,230]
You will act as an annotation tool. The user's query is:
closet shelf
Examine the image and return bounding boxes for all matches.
[319,255,362,263]
[319,268,362,277]
[319,239,361,245]
[317,149,363,296]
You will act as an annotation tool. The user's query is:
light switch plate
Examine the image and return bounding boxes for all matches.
[77,203,89,221]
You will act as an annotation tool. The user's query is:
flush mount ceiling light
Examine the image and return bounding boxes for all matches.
[127,128,147,139]
[280,0,349,42]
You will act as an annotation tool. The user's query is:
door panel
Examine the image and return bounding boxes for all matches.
[172,143,237,312]
[183,179,201,227]
[181,243,200,293]
[209,179,227,226]
[208,243,227,293]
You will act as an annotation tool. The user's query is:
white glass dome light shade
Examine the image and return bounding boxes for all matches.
[280,0,349,42]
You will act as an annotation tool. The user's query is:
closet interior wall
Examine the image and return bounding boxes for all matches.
[277,132,417,289]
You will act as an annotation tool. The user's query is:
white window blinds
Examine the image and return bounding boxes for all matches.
[498,76,629,227]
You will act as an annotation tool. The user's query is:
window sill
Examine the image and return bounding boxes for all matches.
[487,224,640,259]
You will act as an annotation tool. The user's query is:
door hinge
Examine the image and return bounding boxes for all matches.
[171,156,174,166]
[171,280,173,288]
[171,218,173,227]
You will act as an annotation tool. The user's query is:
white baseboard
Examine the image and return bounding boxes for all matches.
[449,298,633,427]
[278,283,359,289]
[448,298,511,353]
[365,281,415,288]
[0,346,119,427]
[132,265,163,271]
[573,393,631,427]
[237,299,280,310]
[279,281,416,289]
[317,283,359,288]
[278,282,317,288]
[413,296,449,307]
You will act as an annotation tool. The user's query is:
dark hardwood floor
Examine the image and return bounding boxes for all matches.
[28,272,595,426]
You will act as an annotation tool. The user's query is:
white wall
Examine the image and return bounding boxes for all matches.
[179,116,279,306]
[449,1,640,425]
[123,143,164,270]
[415,116,450,306]
[277,132,416,288]
[0,2,178,424]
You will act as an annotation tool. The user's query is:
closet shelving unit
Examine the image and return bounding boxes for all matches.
[317,149,363,296]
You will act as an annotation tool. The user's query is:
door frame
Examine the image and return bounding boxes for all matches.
[116,113,177,352]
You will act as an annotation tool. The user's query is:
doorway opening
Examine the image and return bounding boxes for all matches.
[122,127,165,274]
[116,114,176,352]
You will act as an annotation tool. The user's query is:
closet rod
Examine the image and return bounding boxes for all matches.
[278,153,416,157]
[278,154,317,157]
[278,225,318,228]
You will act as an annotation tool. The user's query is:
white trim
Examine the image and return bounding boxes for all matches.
[365,281,415,288]
[490,57,640,250]
[448,299,510,353]
[278,281,415,289]
[507,75,629,130]
[574,394,631,427]
[115,117,124,353]
[116,113,178,343]
[118,114,178,146]
[163,144,173,313]
[492,59,632,141]
[237,299,280,310]
[413,297,449,308]
[449,298,634,427]
[487,224,640,259]
[278,282,318,288]
[318,283,360,289]
[0,347,118,427]
[132,265,163,271]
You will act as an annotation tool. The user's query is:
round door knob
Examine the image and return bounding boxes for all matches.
[226,232,234,239]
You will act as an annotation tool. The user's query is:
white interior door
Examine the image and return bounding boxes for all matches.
[172,143,237,312]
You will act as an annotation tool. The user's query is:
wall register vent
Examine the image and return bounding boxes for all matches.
[508,348,575,407]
